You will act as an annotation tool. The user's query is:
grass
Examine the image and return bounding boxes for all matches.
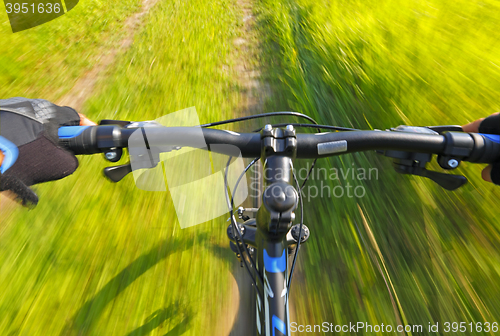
[0,0,247,335]
[0,0,142,99]
[256,0,500,333]
[3,0,500,335]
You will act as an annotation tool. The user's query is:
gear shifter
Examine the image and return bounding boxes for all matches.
[378,148,468,191]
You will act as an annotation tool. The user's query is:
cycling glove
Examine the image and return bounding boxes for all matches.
[0,98,80,206]
[478,113,500,185]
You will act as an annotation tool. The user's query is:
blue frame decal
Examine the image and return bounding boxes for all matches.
[272,315,287,336]
[0,136,19,173]
[264,249,286,273]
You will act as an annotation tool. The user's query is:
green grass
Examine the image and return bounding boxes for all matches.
[257,0,500,333]
[3,0,500,335]
[0,0,142,99]
[0,0,246,335]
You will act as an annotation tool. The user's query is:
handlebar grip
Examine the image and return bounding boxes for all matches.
[58,125,123,155]
[480,133,500,144]
[467,133,500,164]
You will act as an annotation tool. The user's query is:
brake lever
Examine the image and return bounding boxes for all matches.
[104,164,132,182]
[426,125,463,134]
[394,164,467,190]
[418,169,467,190]
[99,119,132,127]
[378,148,468,191]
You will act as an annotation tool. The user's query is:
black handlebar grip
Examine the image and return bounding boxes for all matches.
[466,133,500,164]
[58,125,123,155]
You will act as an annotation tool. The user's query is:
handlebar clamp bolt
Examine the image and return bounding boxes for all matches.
[448,159,459,168]
[264,124,273,132]
[286,125,294,132]
[105,151,118,161]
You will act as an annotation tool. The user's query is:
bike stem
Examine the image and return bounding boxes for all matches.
[253,125,298,336]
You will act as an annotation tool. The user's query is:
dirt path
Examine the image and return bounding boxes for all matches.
[56,0,160,110]
[233,0,269,116]
[225,0,270,334]
[224,0,302,332]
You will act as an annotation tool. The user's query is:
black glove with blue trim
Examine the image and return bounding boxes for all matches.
[478,114,500,185]
[0,98,80,206]
[464,113,500,185]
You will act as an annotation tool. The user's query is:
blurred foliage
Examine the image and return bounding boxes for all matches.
[257,0,500,334]
[2,0,500,335]
[0,0,142,99]
[0,0,244,335]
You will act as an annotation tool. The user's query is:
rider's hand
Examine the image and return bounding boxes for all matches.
[0,98,96,206]
[462,113,500,185]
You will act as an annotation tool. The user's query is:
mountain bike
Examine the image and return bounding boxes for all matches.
[52,112,500,336]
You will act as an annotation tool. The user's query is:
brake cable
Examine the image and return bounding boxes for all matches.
[224,156,265,301]
[288,166,304,292]
[200,111,319,128]
[213,112,359,296]
[225,156,304,295]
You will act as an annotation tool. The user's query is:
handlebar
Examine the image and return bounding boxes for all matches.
[58,124,500,164]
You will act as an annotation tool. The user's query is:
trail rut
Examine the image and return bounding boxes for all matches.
[225,0,269,334]
[57,0,160,110]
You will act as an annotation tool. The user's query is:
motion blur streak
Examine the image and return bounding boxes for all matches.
[260,0,500,333]
[1,0,500,335]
